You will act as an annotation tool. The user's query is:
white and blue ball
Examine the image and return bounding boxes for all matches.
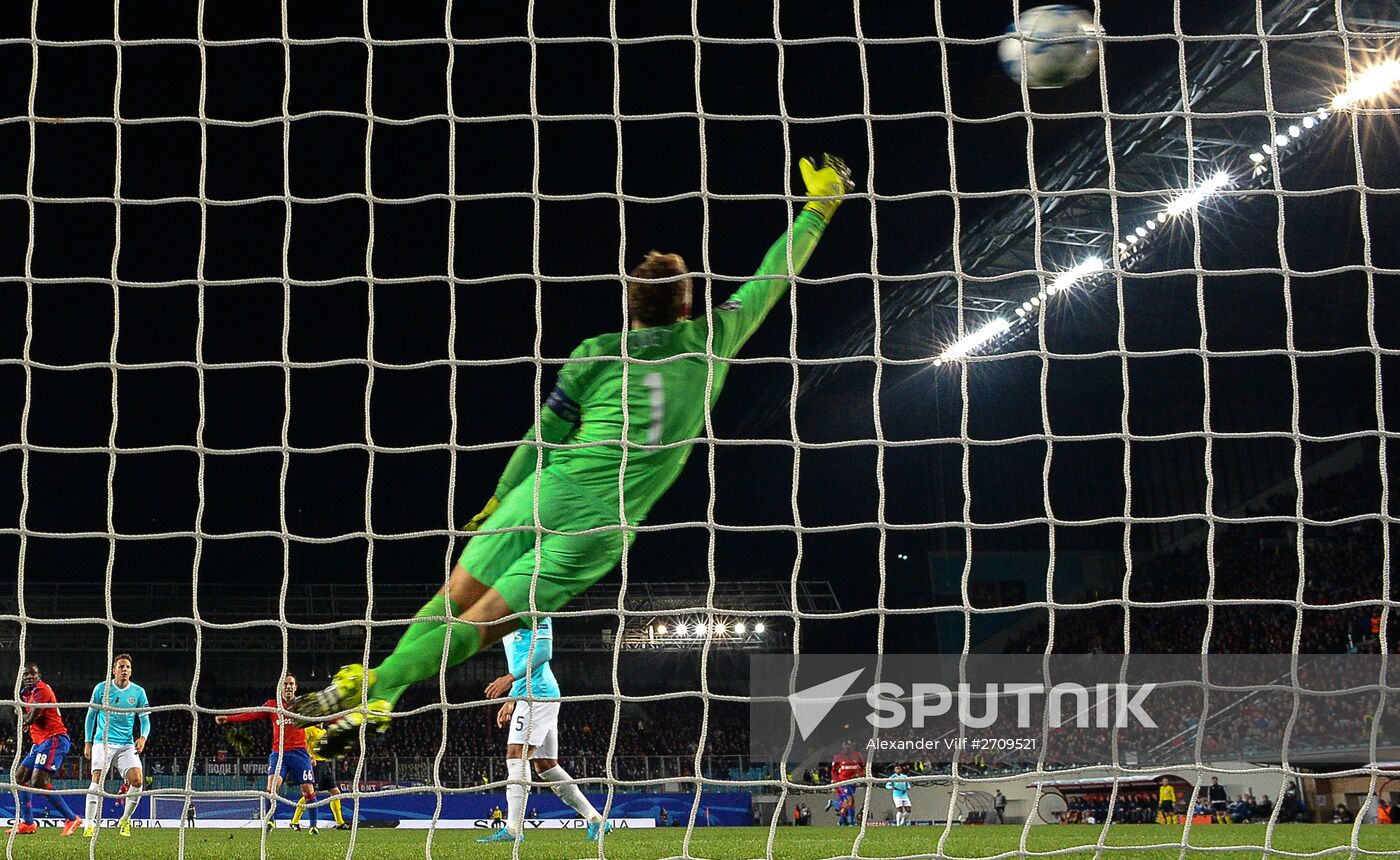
[998,5,1101,89]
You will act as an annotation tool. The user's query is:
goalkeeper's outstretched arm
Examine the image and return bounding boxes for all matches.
[713,153,856,359]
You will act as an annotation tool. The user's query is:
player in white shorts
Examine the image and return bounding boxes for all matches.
[885,764,913,826]
[477,617,612,844]
[83,654,151,838]
[507,697,561,759]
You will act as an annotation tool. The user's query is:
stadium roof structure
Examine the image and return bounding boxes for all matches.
[577,579,840,614]
[0,579,838,655]
[743,0,1399,432]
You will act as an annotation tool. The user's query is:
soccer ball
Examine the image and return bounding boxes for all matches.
[998,5,1101,89]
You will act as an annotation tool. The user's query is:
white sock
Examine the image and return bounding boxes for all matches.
[538,765,601,823]
[85,784,102,824]
[505,759,528,836]
[120,783,141,822]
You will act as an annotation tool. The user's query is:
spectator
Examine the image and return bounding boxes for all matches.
[1256,795,1273,820]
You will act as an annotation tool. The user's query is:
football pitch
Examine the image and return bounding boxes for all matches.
[4,824,1398,860]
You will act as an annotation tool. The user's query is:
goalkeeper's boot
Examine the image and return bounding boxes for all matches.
[83,824,97,838]
[586,819,614,841]
[314,699,392,760]
[118,819,132,838]
[291,664,374,720]
[265,818,276,831]
[289,823,300,831]
[308,827,319,835]
[476,828,523,844]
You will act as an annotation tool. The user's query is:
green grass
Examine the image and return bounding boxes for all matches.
[5,824,1398,859]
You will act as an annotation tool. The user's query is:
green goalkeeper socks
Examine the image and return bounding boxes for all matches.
[370,595,481,705]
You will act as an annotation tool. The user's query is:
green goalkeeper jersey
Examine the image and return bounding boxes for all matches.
[493,209,829,525]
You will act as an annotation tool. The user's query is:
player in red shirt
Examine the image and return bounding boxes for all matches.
[216,675,319,832]
[8,663,83,836]
[829,739,866,826]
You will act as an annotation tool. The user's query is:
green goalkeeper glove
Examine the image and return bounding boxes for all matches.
[799,153,855,222]
[462,496,500,533]
[221,725,254,757]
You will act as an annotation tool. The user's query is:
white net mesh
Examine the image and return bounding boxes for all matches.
[2,1,1398,859]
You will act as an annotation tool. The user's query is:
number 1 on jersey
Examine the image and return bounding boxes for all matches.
[643,372,665,444]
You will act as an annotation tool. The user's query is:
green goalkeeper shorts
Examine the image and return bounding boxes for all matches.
[458,471,629,616]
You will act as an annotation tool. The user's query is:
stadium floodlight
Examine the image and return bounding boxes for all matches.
[934,317,1012,365]
[754,623,766,634]
[1051,257,1104,293]
[690,623,703,637]
[1163,169,1232,218]
[672,623,685,636]
[734,622,746,635]
[1331,58,1400,109]
[656,624,667,635]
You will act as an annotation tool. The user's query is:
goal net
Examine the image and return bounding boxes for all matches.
[3,1,1398,858]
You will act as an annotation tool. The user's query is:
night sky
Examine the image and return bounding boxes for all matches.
[1,1,1395,660]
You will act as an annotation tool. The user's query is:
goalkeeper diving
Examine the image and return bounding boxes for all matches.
[294,154,856,754]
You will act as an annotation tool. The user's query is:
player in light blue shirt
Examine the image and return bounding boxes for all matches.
[82,654,151,838]
[479,618,611,843]
[504,616,560,700]
[85,679,151,748]
[885,764,913,826]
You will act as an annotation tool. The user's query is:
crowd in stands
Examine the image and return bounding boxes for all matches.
[11,462,1391,788]
[1008,463,1392,658]
[13,684,752,785]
